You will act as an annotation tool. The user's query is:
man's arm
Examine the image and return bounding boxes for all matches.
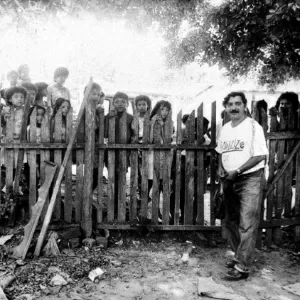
[226,155,266,181]
[217,153,226,178]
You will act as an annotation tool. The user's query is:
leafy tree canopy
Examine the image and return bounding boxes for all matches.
[1,0,300,88]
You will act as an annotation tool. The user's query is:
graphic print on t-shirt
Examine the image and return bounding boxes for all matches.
[218,139,245,153]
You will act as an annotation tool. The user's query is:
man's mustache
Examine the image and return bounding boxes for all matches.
[230,110,239,113]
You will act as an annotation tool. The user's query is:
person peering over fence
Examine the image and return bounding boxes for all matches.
[47,67,71,109]
[21,82,37,107]
[34,82,48,107]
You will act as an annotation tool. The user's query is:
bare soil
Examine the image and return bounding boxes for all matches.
[2,230,300,300]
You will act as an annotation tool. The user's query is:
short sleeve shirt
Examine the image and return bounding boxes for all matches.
[215,117,268,174]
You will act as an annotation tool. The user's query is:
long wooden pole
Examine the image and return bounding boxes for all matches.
[34,77,93,256]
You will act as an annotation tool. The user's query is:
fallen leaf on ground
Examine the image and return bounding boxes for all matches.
[0,235,13,246]
[50,274,68,286]
[88,268,104,282]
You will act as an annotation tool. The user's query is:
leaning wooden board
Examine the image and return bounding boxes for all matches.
[34,78,94,256]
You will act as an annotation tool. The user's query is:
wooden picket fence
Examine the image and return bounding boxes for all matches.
[0,97,300,246]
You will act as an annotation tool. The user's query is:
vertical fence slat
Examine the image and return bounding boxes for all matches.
[97,109,105,223]
[75,117,84,222]
[40,108,51,221]
[284,109,295,218]
[82,100,96,237]
[118,113,127,223]
[274,111,287,243]
[64,107,73,223]
[265,111,277,246]
[140,112,150,219]
[184,110,195,225]
[53,109,62,220]
[29,108,37,217]
[129,115,138,221]
[6,109,14,190]
[107,116,115,222]
[0,107,2,203]
[174,111,182,225]
[295,106,300,242]
[162,111,172,225]
[209,101,217,225]
[152,122,161,224]
[197,104,205,225]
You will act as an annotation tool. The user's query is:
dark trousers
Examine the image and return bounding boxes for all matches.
[222,169,265,272]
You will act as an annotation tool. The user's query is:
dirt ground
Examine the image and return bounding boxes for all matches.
[1,229,299,300]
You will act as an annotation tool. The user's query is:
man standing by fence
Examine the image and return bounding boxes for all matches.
[216,92,268,280]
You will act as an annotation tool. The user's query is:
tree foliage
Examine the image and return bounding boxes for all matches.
[1,0,300,87]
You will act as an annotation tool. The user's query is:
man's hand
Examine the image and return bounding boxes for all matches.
[225,170,238,181]
[217,166,227,179]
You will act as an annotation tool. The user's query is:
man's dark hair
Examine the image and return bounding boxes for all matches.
[5,87,27,105]
[54,67,69,79]
[7,70,18,79]
[113,91,129,104]
[223,92,247,107]
[21,82,37,93]
[135,95,151,109]
[275,92,299,112]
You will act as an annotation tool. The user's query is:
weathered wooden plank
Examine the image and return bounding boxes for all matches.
[1,143,217,150]
[75,116,84,223]
[40,108,51,221]
[265,111,277,246]
[129,115,138,221]
[0,109,2,203]
[197,104,205,225]
[107,116,116,222]
[53,109,62,220]
[295,150,300,242]
[184,110,195,225]
[82,99,96,237]
[28,108,37,217]
[152,121,161,224]
[97,108,105,223]
[118,112,127,223]
[64,107,73,223]
[5,109,14,190]
[162,110,172,225]
[210,101,217,225]
[140,112,150,220]
[274,111,287,244]
[174,110,182,225]
[284,110,295,218]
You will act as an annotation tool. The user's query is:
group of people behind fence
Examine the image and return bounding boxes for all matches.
[0,65,213,223]
[1,64,299,223]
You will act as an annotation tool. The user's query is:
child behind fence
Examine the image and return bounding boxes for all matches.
[47,67,71,109]
[148,100,174,220]
[50,98,71,143]
[131,95,152,199]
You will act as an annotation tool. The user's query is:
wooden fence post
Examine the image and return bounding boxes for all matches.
[196,104,205,225]
[64,107,73,223]
[140,112,150,220]
[97,108,105,223]
[184,110,195,225]
[265,109,277,246]
[82,98,96,237]
[28,108,37,217]
[174,110,182,225]
[210,101,217,225]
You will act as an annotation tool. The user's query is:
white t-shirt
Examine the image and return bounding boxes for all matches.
[215,117,268,174]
